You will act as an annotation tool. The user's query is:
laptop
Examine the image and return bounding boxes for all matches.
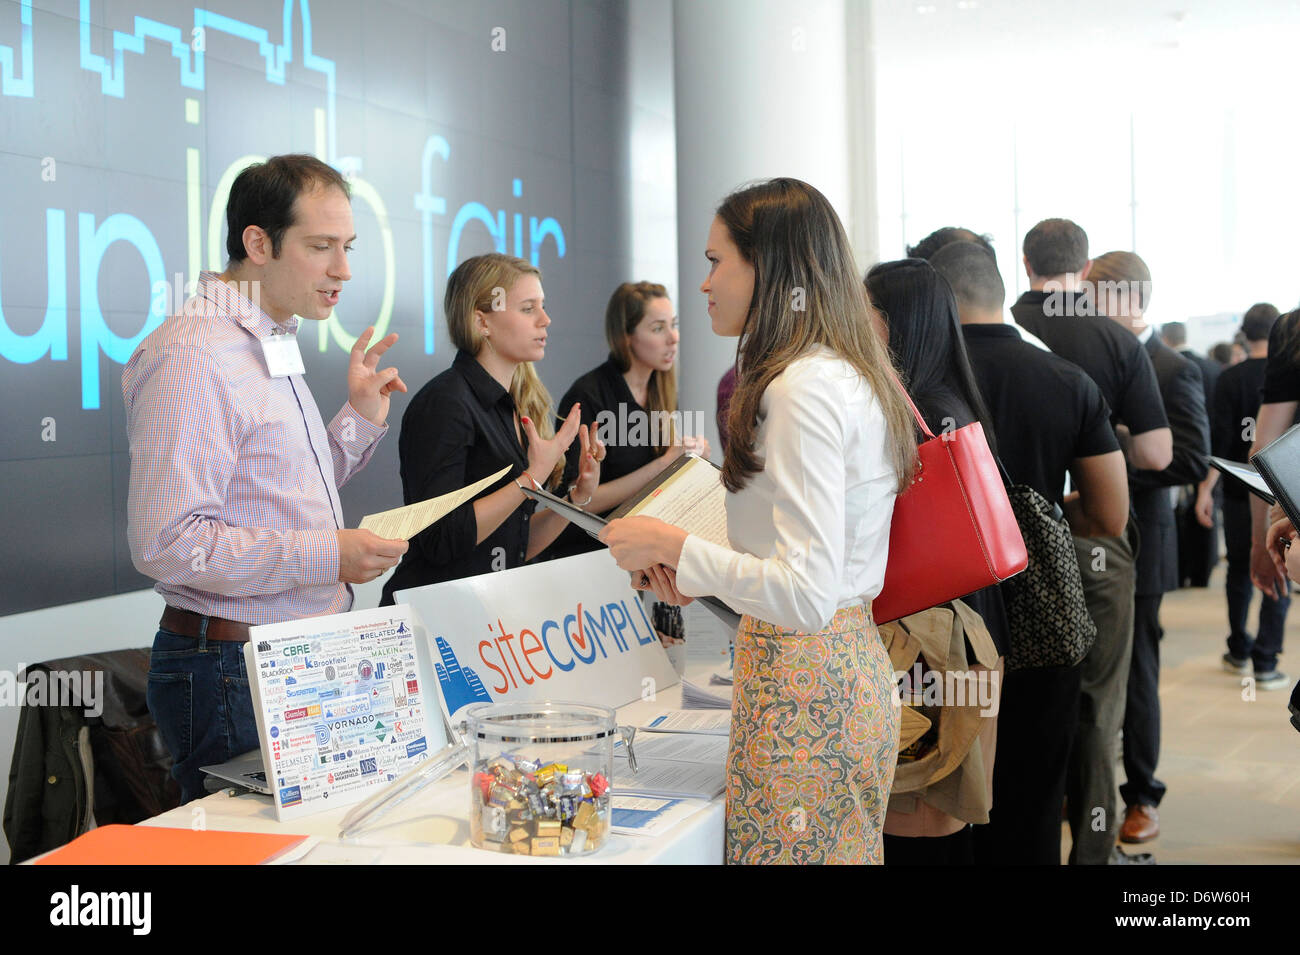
[200,748,271,795]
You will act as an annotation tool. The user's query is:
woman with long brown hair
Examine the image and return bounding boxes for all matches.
[601,179,917,863]
[546,281,709,561]
[381,253,603,603]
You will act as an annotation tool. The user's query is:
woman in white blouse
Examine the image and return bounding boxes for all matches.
[600,179,918,864]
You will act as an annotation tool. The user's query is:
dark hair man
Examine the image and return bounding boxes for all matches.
[1010,219,1172,865]
[933,241,1128,865]
[907,226,996,262]
[1196,304,1289,689]
[123,155,409,802]
[1088,251,1210,851]
[1161,321,1220,430]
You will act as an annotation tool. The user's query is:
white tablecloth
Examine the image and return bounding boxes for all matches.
[140,667,727,865]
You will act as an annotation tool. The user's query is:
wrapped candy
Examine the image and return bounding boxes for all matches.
[470,754,610,856]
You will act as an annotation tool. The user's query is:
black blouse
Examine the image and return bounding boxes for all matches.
[380,350,537,604]
[546,357,660,560]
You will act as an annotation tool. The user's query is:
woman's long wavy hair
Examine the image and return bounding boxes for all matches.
[719,178,917,494]
[445,253,564,487]
[606,281,678,452]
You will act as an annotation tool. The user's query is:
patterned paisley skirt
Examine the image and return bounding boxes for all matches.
[726,604,900,865]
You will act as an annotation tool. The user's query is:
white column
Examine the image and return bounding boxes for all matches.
[672,0,875,452]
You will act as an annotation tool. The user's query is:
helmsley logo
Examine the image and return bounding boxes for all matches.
[49,885,151,935]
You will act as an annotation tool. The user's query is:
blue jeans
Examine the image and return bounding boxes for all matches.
[146,625,260,804]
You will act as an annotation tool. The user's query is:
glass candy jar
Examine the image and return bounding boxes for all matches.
[464,701,616,856]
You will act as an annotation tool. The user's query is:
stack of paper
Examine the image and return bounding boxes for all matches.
[613,729,726,800]
[621,733,727,764]
[610,795,703,839]
[681,678,730,709]
[640,710,731,736]
[612,758,725,800]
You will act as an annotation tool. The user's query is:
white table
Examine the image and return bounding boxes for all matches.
[140,668,727,865]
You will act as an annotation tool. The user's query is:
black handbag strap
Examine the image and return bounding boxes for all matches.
[996,456,1066,523]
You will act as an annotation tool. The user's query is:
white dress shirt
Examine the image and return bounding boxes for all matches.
[676,347,900,633]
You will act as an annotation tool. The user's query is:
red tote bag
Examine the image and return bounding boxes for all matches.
[873,388,1028,625]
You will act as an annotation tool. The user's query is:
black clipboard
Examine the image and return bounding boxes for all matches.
[1209,456,1276,506]
[1251,425,1300,529]
[519,478,743,631]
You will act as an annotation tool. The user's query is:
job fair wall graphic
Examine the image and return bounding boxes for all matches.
[0,0,650,615]
[396,550,679,725]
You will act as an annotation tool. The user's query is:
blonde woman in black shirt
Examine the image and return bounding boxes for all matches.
[381,254,603,603]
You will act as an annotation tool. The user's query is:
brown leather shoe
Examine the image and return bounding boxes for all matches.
[1120,804,1159,844]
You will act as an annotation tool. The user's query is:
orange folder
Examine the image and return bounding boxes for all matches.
[35,825,308,865]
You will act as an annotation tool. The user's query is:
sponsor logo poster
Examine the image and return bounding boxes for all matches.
[247,604,445,821]
[396,551,679,725]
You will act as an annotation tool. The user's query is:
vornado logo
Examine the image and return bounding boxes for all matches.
[50,885,151,935]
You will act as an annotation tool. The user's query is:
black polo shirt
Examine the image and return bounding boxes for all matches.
[1211,357,1267,501]
[962,323,1119,505]
[1262,314,1300,403]
[1011,291,1168,438]
[380,349,536,604]
[547,357,661,560]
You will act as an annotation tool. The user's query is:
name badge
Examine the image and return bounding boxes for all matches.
[260,334,306,377]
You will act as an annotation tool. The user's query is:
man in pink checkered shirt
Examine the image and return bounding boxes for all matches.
[123,155,408,802]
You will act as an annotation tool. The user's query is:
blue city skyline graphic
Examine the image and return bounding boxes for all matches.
[0,0,568,408]
[434,636,489,713]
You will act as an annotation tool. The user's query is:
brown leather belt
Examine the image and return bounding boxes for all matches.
[160,606,251,643]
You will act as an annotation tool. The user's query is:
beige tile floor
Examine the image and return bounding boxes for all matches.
[1062,564,1300,864]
